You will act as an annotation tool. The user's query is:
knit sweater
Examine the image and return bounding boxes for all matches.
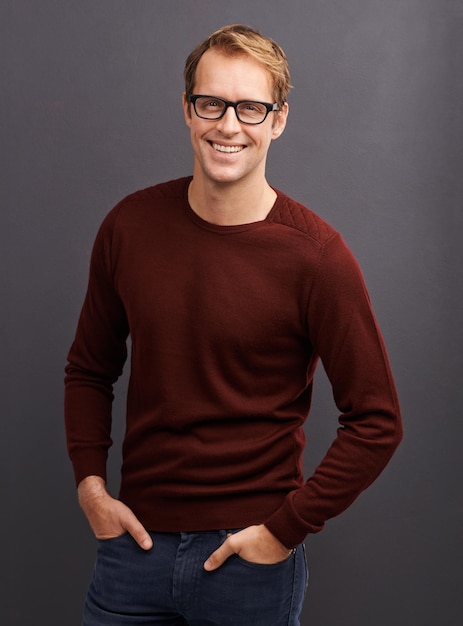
[64,176,402,548]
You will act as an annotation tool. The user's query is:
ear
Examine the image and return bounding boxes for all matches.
[183,93,192,128]
[271,102,289,140]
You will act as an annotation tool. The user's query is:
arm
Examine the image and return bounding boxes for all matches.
[264,233,403,547]
[65,208,129,485]
[65,207,151,549]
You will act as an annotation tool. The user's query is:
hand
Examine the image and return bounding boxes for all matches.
[77,475,153,550]
[204,524,292,571]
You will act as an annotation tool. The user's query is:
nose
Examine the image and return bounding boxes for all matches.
[216,105,241,134]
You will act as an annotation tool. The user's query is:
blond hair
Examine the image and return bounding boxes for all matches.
[184,24,292,107]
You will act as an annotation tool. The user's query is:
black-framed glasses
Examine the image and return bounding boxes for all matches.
[188,94,279,125]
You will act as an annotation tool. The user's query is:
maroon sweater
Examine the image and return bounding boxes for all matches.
[65,177,402,548]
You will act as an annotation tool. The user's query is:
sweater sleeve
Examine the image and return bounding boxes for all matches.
[265,232,403,548]
[64,206,129,486]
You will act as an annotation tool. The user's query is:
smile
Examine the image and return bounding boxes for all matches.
[211,142,244,153]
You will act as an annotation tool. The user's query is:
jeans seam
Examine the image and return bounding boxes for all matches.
[286,545,298,626]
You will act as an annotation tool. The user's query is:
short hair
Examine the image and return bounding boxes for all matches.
[184,24,292,108]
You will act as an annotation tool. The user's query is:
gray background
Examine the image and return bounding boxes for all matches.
[3,1,462,624]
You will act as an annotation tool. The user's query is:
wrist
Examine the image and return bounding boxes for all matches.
[261,523,291,551]
[77,475,108,507]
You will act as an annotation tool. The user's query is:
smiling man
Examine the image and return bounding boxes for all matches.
[65,24,402,626]
[183,48,287,224]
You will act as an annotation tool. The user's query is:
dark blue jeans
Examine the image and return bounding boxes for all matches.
[83,530,308,625]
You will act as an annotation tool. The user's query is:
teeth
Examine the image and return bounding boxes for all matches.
[212,143,243,153]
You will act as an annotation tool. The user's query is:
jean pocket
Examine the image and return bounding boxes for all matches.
[96,531,129,544]
[233,548,296,569]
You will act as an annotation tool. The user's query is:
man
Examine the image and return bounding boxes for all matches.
[65,24,402,626]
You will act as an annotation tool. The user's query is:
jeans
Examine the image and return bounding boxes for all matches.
[83,530,308,625]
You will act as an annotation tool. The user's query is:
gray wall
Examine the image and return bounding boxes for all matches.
[3,1,462,624]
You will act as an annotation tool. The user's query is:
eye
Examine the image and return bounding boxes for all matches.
[241,102,266,113]
[196,97,225,113]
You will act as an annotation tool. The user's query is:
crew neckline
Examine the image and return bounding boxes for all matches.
[181,177,281,234]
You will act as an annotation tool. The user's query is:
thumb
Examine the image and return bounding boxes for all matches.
[204,537,234,571]
[122,509,153,551]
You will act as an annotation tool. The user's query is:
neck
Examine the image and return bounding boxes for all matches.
[188,174,277,226]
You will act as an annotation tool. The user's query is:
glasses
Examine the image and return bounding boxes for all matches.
[188,94,279,125]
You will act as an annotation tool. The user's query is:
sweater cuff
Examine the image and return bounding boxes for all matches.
[264,490,324,549]
[69,448,108,487]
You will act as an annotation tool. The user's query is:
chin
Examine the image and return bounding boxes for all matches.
[204,167,247,186]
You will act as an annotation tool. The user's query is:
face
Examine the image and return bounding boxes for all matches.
[183,49,288,188]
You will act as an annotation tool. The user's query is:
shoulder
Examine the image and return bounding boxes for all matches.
[116,176,190,212]
[269,190,364,282]
[99,177,190,230]
[269,189,338,247]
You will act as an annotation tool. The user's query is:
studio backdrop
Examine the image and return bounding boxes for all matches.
[3,1,462,625]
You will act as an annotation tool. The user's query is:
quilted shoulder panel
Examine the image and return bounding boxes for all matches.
[270,194,335,245]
